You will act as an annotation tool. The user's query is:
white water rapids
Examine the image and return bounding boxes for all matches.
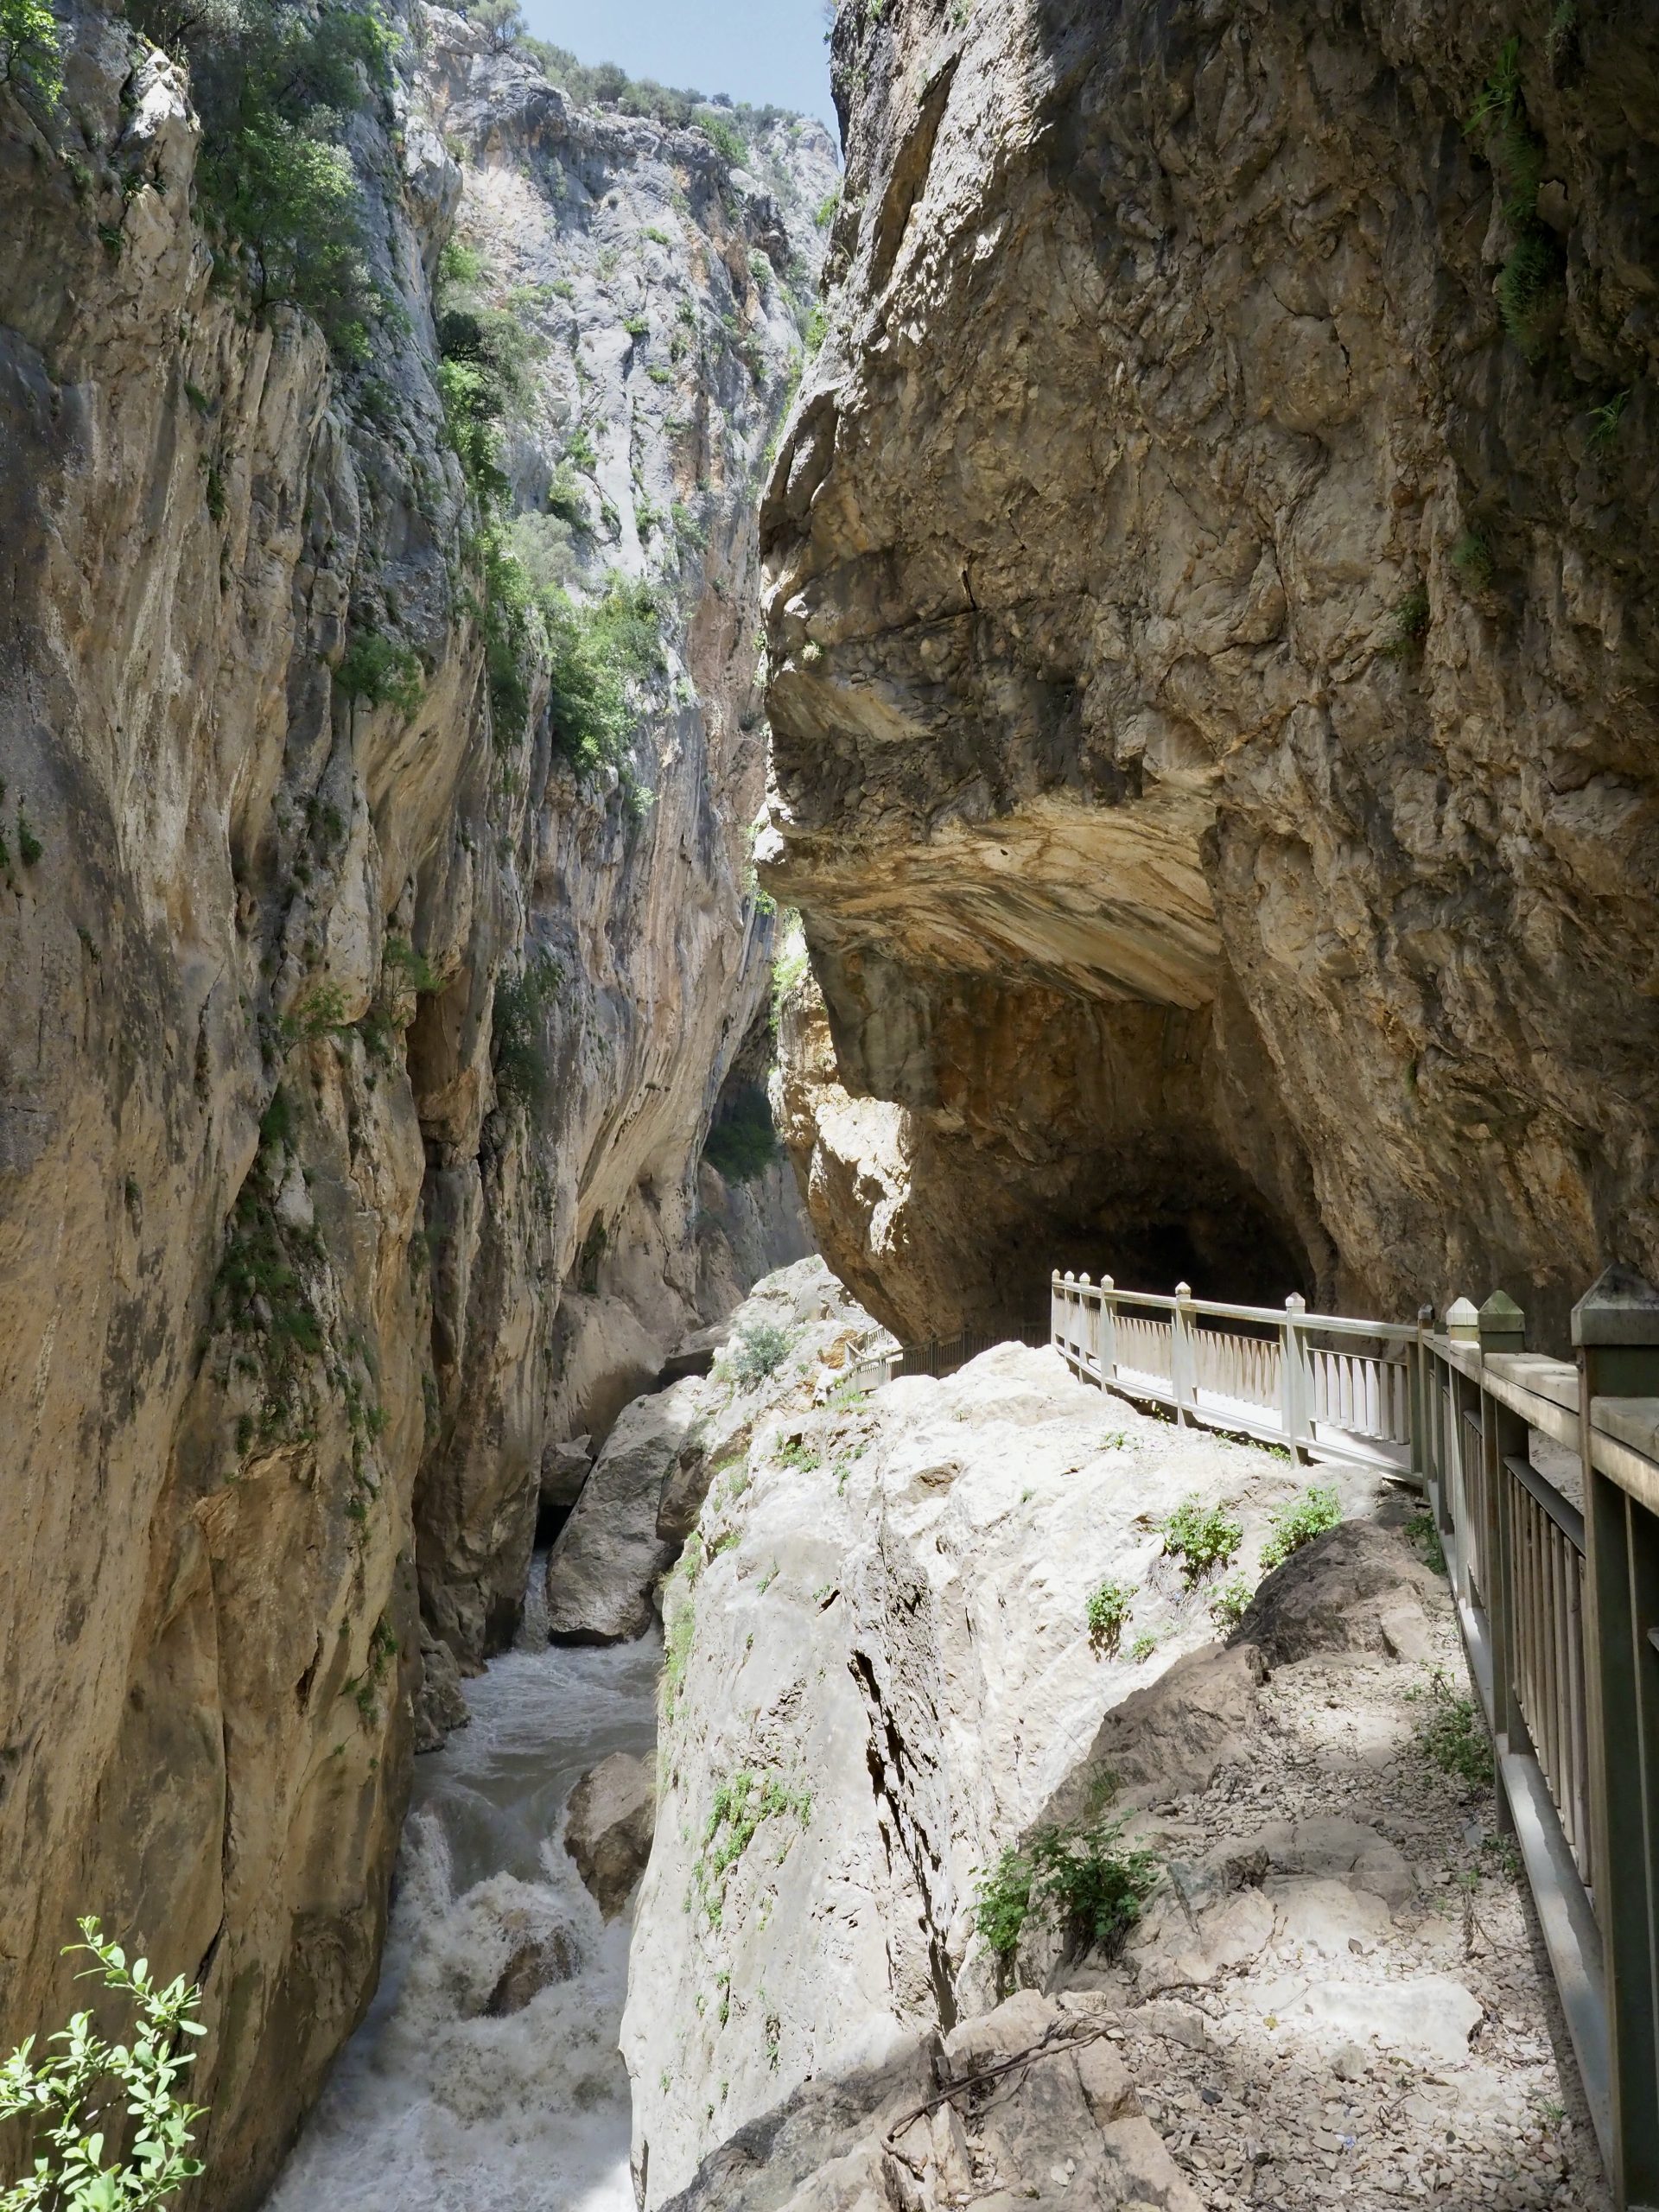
[267,1573,659,2212]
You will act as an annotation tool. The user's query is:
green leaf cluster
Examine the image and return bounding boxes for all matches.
[975,1813,1158,1962]
[1258,1483,1342,1573]
[130,0,397,359]
[1410,1666,1493,1792]
[334,630,423,716]
[0,0,61,106]
[1463,35,1561,359]
[1,1916,207,2212]
[1160,1497,1243,1586]
[702,1085,779,1184]
[728,1321,791,1387]
[1084,1577,1132,1656]
[492,949,561,1116]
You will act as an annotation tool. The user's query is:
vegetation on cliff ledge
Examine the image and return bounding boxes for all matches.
[130,0,397,359]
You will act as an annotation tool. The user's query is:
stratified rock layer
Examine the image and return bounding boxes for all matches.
[760,0,1659,1345]
[0,9,830,2202]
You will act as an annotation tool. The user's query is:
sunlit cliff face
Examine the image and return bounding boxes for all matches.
[762,0,1659,1346]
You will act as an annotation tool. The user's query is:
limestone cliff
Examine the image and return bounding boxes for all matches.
[0,5,828,2201]
[760,0,1659,1346]
[621,1291,1600,2211]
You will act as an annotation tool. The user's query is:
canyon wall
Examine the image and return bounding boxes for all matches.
[0,6,827,2201]
[761,0,1659,1348]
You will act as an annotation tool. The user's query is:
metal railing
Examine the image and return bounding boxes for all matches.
[1052,1264,1659,2209]
[1049,1271,1414,1473]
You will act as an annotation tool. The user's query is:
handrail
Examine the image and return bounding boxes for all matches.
[1054,1260,1659,2205]
[1049,1269,1415,1473]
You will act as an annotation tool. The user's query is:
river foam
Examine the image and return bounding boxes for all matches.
[266,1585,659,2211]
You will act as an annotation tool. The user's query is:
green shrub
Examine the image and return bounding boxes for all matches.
[814,186,840,228]
[1496,230,1560,356]
[1408,1505,1446,1576]
[1084,1577,1132,1656]
[703,1086,779,1183]
[492,950,561,1115]
[279,982,353,1045]
[1259,1484,1342,1573]
[130,0,397,359]
[382,936,440,995]
[0,1917,207,2209]
[1463,35,1560,360]
[1589,389,1630,451]
[1451,529,1495,590]
[698,111,747,165]
[334,630,423,715]
[1380,584,1429,660]
[544,464,588,527]
[0,0,60,105]
[1128,1632,1157,1662]
[976,1813,1158,1962]
[1410,1666,1493,1792]
[1160,1498,1243,1585]
[463,0,521,50]
[729,1321,791,1387]
[1211,1573,1254,1630]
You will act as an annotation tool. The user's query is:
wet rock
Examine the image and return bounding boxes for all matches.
[565,1751,657,1917]
[413,1624,470,1756]
[482,1929,581,2017]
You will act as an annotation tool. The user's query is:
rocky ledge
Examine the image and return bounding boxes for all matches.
[623,1283,1605,2209]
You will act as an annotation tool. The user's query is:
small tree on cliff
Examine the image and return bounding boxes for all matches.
[0,0,60,105]
[0,1918,207,2210]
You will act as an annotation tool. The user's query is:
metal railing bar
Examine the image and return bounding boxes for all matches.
[1505,1451,1587,1554]
[1498,1746,1610,2158]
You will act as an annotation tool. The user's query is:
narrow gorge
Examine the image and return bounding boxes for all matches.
[2,2,1656,2211]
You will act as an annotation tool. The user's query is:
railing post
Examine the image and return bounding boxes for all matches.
[1098,1274,1116,1390]
[1443,1297,1480,1602]
[1051,1270,1063,1353]
[1173,1281,1193,1426]
[1280,1294,1309,1459]
[1574,1265,1659,2210]
[1077,1274,1095,1379]
[1414,1303,1437,1490]
[1479,1294,1529,1826]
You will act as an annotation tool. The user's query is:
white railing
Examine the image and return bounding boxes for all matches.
[1049,1271,1415,1474]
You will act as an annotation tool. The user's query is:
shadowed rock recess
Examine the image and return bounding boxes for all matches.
[760,0,1659,1344]
[0,4,829,2200]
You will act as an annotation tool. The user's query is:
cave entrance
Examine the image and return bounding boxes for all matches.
[975,1162,1315,1336]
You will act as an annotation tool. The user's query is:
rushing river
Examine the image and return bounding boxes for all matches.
[267,1573,659,2212]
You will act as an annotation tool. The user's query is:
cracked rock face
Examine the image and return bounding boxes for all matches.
[0,7,829,2201]
[626,1306,1602,2212]
[623,1324,1384,2206]
[761,0,1659,1346]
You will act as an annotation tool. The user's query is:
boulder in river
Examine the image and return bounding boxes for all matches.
[565,1751,657,1917]
[482,1928,581,2017]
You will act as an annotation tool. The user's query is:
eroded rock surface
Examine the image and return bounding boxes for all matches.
[626,1330,1605,2210]
[761,0,1659,1344]
[623,1334,1384,2202]
[0,10,830,2198]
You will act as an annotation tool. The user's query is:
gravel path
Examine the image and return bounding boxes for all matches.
[1077,1508,1609,2210]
